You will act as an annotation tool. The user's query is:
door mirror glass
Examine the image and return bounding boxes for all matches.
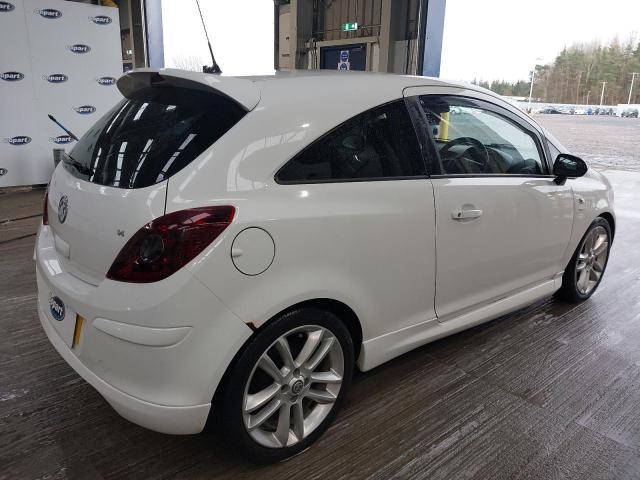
[553,153,588,179]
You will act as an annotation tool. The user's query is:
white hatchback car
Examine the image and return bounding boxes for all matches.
[37,69,614,462]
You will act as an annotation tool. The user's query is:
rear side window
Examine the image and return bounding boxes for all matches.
[64,86,245,189]
[276,100,426,183]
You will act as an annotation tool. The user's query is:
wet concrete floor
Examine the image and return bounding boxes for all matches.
[2,116,640,479]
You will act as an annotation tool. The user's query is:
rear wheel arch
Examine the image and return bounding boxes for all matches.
[210,298,363,407]
[285,298,363,360]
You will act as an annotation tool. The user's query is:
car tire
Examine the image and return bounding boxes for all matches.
[218,307,355,463]
[557,217,611,302]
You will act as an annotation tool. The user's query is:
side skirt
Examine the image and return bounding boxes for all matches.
[357,277,561,371]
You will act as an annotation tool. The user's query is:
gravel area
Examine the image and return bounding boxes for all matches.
[534,115,640,171]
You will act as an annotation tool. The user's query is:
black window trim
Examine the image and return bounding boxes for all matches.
[274,98,430,185]
[412,94,554,178]
[545,137,564,167]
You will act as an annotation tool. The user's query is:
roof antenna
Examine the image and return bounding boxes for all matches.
[195,0,222,74]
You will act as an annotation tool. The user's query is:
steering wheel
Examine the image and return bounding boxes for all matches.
[439,137,490,173]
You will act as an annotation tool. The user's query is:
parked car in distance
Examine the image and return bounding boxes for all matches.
[621,108,639,118]
[539,107,563,114]
[36,69,615,462]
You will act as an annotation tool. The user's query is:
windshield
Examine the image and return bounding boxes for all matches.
[63,85,246,189]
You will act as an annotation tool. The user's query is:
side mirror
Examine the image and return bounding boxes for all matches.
[553,153,588,184]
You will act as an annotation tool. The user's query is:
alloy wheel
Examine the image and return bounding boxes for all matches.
[242,325,344,449]
[575,225,609,295]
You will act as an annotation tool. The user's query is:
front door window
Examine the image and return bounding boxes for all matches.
[420,96,547,176]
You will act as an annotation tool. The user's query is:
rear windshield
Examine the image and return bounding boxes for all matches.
[63,85,246,188]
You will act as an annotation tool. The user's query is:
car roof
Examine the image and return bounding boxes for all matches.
[119,68,495,111]
[245,70,492,105]
[241,69,462,87]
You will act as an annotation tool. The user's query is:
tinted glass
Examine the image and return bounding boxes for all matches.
[63,86,245,188]
[420,96,545,175]
[277,100,426,182]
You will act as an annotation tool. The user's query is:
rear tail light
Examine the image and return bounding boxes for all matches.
[107,206,235,283]
[42,189,49,225]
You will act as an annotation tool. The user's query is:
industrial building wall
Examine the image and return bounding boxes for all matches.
[0,0,122,187]
[316,0,384,41]
[315,0,420,44]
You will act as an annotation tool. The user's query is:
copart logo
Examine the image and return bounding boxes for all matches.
[0,2,15,12]
[35,8,62,19]
[67,44,91,54]
[4,136,31,146]
[43,73,68,83]
[0,71,24,81]
[74,105,96,115]
[90,15,112,25]
[49,295,65,321]
[50,135,74,144]
[96,76,116,86]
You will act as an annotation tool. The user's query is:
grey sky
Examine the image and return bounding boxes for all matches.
[162,0,274,76]
[440,0,640,82]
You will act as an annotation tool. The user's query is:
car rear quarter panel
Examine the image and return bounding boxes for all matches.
[181,180,437,343]
[165,76,442,342]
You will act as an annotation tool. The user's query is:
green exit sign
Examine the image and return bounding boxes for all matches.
[341,22,358,31]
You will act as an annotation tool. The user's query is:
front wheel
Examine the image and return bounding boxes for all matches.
[218,308,354,463]
[557,217,611,302]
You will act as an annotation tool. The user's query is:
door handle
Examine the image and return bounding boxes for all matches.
[451,208,483,220]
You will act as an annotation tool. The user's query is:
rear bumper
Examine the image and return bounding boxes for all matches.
[38,303,210,434]
[35,224,253,434]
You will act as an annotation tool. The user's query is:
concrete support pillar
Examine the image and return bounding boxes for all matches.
[379,0,412,73]
[378,0,392,72]
[289,0,313,69]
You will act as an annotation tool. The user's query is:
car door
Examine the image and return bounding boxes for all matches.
[405,87,574,320]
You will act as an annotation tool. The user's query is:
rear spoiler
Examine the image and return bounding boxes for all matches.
[117,68,261,111]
